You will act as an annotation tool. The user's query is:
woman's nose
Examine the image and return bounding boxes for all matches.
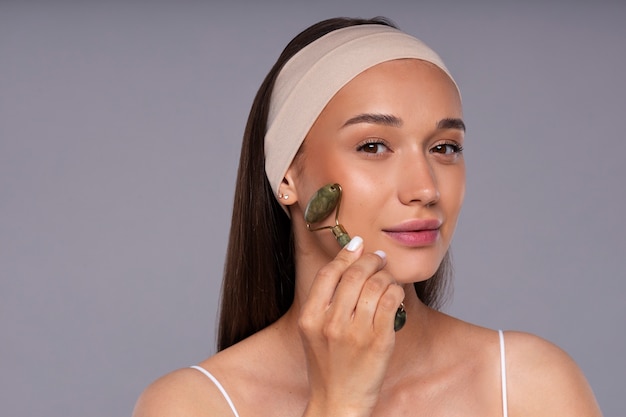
[397,156,440,206]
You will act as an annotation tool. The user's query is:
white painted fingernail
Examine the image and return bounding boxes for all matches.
[345,236,363,252]
[374,250,387,262]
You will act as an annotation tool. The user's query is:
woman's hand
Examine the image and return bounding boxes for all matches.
[298,236,405,417]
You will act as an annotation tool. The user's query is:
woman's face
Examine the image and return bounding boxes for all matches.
[288,58,465,283]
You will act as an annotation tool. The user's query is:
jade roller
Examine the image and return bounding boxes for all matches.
[304,183,351,247]
[303,183,407,331]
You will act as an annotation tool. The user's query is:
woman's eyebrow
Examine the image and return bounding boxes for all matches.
[341,113,403,128]
[341,114,465,132]
[437,118,466,131]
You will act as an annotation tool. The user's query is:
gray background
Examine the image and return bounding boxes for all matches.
[1,1,624,416]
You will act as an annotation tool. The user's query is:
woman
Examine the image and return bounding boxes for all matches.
[133,17,602,417]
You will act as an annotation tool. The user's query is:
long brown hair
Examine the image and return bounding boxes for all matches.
[218,17,453,351]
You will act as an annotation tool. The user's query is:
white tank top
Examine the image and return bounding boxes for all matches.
[191,329,509,417]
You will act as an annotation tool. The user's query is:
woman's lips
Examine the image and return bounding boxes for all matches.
[383,219,442,247]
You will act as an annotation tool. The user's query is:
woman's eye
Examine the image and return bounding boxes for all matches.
[357,141,389,154]
[430,143,463,155]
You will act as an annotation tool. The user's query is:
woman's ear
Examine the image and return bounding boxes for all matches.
[276,167,299,206]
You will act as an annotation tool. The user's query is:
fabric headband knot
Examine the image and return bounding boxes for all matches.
[264,24,459,206]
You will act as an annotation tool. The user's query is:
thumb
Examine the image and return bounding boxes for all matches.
[344,235,364,253]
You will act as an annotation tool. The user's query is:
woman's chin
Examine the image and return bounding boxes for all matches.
[383,257,444,284]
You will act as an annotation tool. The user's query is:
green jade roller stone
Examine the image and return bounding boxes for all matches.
[394,306,407,332]
[304,183,341,224]
[332,226,351,248]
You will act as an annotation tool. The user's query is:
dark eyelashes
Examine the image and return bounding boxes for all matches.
[355,138,463,155]
[356,138,391,153]
[431,142,463,154]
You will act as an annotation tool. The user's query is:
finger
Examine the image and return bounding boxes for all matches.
[328,251,387,323]
[373,284,405,336]
[302,236,365,317]
[352,269,396,329]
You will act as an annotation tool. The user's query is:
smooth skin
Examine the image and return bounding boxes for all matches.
[133,60,602,417]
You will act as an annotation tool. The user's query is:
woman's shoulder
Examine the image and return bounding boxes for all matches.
[437,316,602,415]
[501,330,602,416]
[132,327,295,417]
[131,364,238,417]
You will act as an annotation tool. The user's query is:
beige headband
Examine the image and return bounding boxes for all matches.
[264,24,458,200]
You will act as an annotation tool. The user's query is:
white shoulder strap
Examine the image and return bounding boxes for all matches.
[498,330,508,417]
[190,365,241,417]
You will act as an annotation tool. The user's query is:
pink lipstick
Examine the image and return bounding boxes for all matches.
[383,219,441,247]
